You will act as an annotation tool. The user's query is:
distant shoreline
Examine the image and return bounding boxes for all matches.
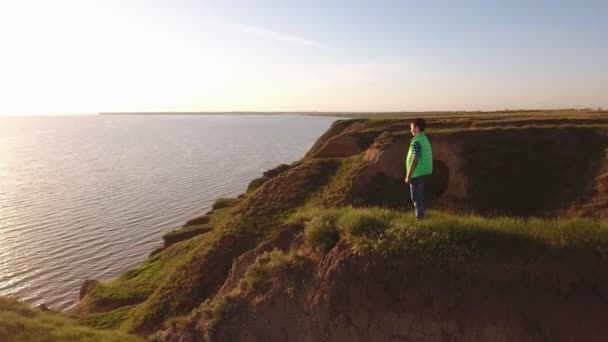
[98,111,420,119]
[98,109,604,119]
[97,111,418,117]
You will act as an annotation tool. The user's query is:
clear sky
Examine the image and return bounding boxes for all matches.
[0,0,606,115]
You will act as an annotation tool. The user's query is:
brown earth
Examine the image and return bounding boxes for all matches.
[163,226,608,342]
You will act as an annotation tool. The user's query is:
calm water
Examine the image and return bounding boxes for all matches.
[0,114,338,310]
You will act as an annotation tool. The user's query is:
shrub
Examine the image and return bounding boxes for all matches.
[303,215,340,254]
[339,211,391,238]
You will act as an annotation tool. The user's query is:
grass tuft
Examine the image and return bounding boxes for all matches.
[239,249,306,292]
[79,305,135,330]
[302,214,340,254]
[197,293,241,342]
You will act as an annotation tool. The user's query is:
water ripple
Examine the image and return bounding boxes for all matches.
[0,114,338,310]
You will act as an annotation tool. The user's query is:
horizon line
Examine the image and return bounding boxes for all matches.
[97,108,603,115]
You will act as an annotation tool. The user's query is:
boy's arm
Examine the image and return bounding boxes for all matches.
[405,156,419,183]
[405,141,421,183]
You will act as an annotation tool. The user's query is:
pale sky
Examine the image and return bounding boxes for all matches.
[0,0,606,115]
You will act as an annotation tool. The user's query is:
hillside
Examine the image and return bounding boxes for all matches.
[4,111,608,341]
[0,297,139,341]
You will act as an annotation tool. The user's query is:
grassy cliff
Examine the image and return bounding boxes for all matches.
[5,110,608,341]
[0,297,139,341]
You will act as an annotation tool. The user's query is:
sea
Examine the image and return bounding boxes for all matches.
[0,114,339,310]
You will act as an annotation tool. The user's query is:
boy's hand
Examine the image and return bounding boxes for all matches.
[405,176,411,184]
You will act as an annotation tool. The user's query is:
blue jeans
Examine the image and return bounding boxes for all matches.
[410,177,425,219]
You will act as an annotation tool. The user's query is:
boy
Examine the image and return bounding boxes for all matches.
[405,118,433,220]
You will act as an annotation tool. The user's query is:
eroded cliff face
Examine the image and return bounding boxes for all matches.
[215,252,608,342]
[163,224,608,342]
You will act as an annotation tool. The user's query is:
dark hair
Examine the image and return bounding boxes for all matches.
[411,118,426,132]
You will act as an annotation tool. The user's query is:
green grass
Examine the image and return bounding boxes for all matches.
[292,207,608,259]
[302,214,340,254]
[126,227,253,333]
[125,232,221,332]
[238,249,307,292]
[75,234,205,317]
[305,155,368,207]
[0,297,140,342]
[79,305,135,330]
[236,157,341,241]
[162,225,213,247]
